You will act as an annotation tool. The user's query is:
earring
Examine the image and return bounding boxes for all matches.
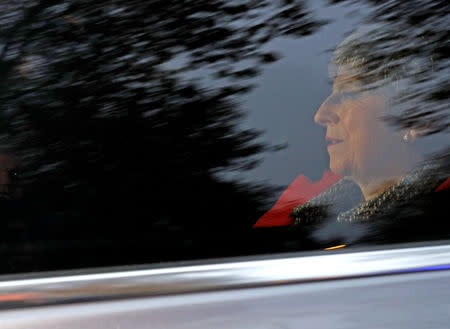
[402,131,411,143]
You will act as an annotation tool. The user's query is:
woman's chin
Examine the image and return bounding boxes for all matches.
[329,161,350,177]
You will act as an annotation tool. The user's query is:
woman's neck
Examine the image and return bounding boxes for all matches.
[351,155,421,201]
[357,177,401,201]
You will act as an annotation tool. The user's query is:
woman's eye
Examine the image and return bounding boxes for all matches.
[340,91,359,99]
[327,91,359,105]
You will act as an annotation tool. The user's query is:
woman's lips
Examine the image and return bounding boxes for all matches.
[326,137,344,148]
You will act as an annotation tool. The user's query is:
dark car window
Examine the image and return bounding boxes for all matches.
[0,0,448,274]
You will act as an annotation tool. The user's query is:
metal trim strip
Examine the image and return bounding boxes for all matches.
[1,244,450,310]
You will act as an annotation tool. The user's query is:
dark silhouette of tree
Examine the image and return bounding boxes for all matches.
[0,0,324,272]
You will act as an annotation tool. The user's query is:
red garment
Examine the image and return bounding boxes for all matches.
[254,173,450,228]
[435,177,450,192]
[253,171,341,227]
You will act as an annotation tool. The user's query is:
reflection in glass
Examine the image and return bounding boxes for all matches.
[0,0,447,273]
[0,0,325,273]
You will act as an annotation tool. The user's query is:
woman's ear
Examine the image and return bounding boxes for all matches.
[410,129,420,141]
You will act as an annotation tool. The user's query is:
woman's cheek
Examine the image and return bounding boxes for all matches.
[344,104,377,171]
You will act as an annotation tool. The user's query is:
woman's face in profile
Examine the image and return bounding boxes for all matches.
[314,66,404,180]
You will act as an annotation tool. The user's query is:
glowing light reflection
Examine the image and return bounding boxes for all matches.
[324,245,347,250]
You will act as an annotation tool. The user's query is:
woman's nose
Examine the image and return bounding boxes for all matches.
[314,96,340,127]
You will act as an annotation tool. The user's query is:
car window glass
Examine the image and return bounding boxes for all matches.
[0,0,448,274]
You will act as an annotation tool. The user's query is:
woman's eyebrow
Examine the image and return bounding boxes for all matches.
[333,77,362,93]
